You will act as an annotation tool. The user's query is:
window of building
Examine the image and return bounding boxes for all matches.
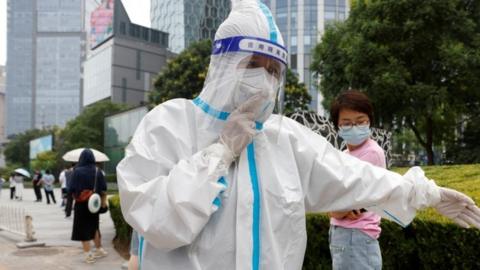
[122,78,127,103]
[129,24,135,36]
[162,34,168,47]
[136,51,141,80]
[120,22,126,35]
[152,31,160,43]
[143,28,149,41]
[291,36,297,46]
[290,54,297,69]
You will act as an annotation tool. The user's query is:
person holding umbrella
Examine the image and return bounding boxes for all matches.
[13,168,30,201]
[63,147,110,219]
[69,149,108,264]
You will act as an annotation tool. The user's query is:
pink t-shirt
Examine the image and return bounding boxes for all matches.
[330,138,386,239]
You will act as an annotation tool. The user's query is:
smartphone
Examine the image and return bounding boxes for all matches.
[353,209,367,215]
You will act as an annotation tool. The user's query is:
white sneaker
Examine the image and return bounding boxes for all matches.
[93,247,108,259]
[84,252,96,264]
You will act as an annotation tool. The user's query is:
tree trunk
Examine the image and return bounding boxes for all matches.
[425,117,435,165]
[408,117,435,165]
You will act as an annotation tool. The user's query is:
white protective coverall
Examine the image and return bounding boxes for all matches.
[117,1,480,269]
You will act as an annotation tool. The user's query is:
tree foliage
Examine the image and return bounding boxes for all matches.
[150,40,211,104]
[4,128,53,168]
[57,100,127,155]
[30,151,57,171]
[283,69,312,115]
[312,0,480,164]
[150,40,311,114]
[446,114,480,164]
[3,101,127,172]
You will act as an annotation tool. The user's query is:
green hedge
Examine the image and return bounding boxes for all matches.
[105,174,117,183]
[303,214,480,270]
[108,195,132,245]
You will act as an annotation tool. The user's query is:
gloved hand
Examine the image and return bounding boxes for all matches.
[434,187,480,229]
[220,94,265,159]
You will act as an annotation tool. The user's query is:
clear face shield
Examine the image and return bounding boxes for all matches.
[196,36,287,130]
[234,53,286,123]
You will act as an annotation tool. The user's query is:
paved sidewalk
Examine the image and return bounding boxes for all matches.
[0,188,127,270]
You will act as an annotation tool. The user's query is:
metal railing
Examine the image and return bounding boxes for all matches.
[0,204,36,242]
[290,111,393,168]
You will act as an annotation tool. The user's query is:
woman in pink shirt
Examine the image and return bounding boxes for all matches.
[328,90,385,270]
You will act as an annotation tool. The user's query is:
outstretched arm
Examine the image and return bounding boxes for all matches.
[285,117,480,228]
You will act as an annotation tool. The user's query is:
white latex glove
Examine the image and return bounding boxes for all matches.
[220,94,265,160]
[434,187,480,229]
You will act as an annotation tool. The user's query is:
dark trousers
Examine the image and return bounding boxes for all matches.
[61,188,67,207]
[65,192,74,217]
[10,187,15,200]
[33,181,42,201]
[44,189,56,204]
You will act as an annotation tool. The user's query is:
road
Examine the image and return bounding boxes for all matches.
[0,188,127,270]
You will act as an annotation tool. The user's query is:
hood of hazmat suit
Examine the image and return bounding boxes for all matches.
[117,1,445,269]
[195,0,287,131]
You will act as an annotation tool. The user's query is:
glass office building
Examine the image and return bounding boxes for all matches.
[0,65,6,143]
[150,0,230,53]
[104,106,148,174]
[5,0,83,136]
[263,0,350,113]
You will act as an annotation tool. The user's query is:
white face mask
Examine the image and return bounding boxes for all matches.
[233,68,279,123]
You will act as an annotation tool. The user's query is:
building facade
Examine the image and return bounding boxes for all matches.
[263,0,350,113]
[5,0,84,136]
[0,65,5,168]
[0,65,5,143]
[83,0,173,107]
[150,0,230,53]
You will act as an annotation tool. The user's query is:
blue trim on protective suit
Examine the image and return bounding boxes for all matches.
[211,36,287,65]
[212,177,228,208]
[247,143,261,270]
[192,97,264,130]
[193,97,230,120]
[258,1,278,42]
[212,36,287,54]
[138,235,145,269]
[218,176,227,187]
[383,209,407,228]
[213,197,221,207]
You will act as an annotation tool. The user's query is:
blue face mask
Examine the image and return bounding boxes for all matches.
[338,125,371,146]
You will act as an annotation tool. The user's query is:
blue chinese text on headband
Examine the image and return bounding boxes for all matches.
[212,36,288,65]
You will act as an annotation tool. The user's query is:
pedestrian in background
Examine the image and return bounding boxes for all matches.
[0,176,5,198]
[32,170,43,202]
[14,173,24,201]
[39,169,56,205]
[65,163,75,218]
[328,90,385,270]
[70,149,108,264]
[59,166,68,207]
[8,173,16,200]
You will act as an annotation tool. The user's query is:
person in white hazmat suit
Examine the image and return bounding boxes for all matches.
[117,1,480,269]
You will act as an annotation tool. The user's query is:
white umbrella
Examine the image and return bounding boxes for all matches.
[14,168,31,178]
[62,148,110,162]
